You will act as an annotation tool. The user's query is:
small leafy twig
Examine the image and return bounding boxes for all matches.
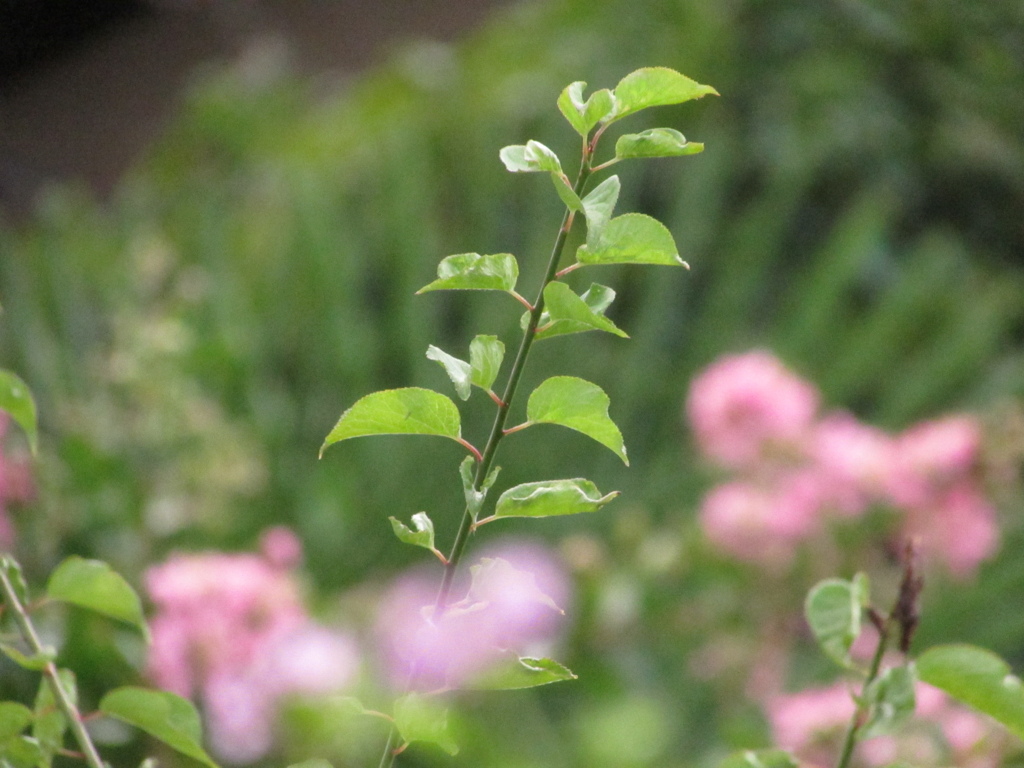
[0,562,107,768]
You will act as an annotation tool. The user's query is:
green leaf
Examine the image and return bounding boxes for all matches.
[576,213,686,267]
[286,760,334,768]
[0,703,32,743]
[426,346,472,401]
[614,128,704,160]
[416,253,519,293]
[536,282,628,340]
[526,376,628,464]
[608,67,718,122]
[393,693,458,756]
[100,687,219,768]
[0,735,44,768]
[0,642,56,671]
[0,370,37,456]
[804,577,865,669]
[389,513,436,552]
[320,388,462,456]
[459,456,500,522]
[0,556,29,605]
[46,557,150,641]
[551,174,584,212]
[499,140,562,174]
[718,749,800,768]
[468,653,577,690]
[557,81,616,136]
[581,176,620,248]
[469,335,504,393]
[33,670,76,768]
[861,664,917,739]
[916,644,1024,739]
[493,478,619,519]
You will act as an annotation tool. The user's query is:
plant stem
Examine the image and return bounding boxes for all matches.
[377,155,593,768]
[834,616,890,768]
[0,561,107,768]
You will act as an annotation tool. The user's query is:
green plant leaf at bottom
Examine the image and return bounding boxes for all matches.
[46,557,150,640]
[393,693,458,756]
[320,388,462,456]
[493,478,619,519]
[100,687,219,768]
[576,213,686,268]
[916,644,1024,740]
[0,370,38,455]
[525,376,628,464]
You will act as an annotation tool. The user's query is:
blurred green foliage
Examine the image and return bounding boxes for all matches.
[1,0,1023,766]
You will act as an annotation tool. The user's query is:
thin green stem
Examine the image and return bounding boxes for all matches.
[377,151,594,768]
[834,616,891,768]
[0,561,107,768]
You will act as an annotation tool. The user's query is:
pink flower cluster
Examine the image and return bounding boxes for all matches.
[768,679,1000,768]
[686,351,998,574]
[146,527,358,764]
[376,542,568,690]
[0,413,34,551]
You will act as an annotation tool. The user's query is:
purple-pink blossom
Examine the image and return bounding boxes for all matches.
[376,542,568,690]
[686,350,820,470]
[687,351,1000,576]
[146,528,357,763]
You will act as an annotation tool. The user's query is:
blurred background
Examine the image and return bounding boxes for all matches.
[1,0,1023,766]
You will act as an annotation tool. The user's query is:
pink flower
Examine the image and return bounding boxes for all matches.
[699,477,823,567]
[886,416,982,508]
[686,351,820,470]
[904,483,999,577]
[377,543,568,690]
[0,412,35,550]
[146,529,357,763]
[811,413,895,517]
[767,679,999,767]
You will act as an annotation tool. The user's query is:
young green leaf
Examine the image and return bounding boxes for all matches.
[459,456,500,521]
[0,734,44,768]
[804,577,865,669]
[916,644,1024,739]
[33,670,76,768]
[100,687,219,768]
[393,693,458,756]
[416,253,519,294]
[426,346,472,401]
[607,67,718,122]
[499,140,563,174]
[46,557,150,641]
[536,281,628,340]
[0,555,29,605]
[860,664,917,739]
[321,388,462,456]
[389,512,436,552]
[0,642,56,671]
[614,128,704,161]
[0,370,38,455]
[525,376,628,464]
[551,173,584,211]
[576,213,686,268]
[468,653,577,690]
[581,176,621,248]
[0,703,32,743]
[718,749,800,768]
[493,478,619,519]
[557,81,616,136]
[469,335,504,393]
